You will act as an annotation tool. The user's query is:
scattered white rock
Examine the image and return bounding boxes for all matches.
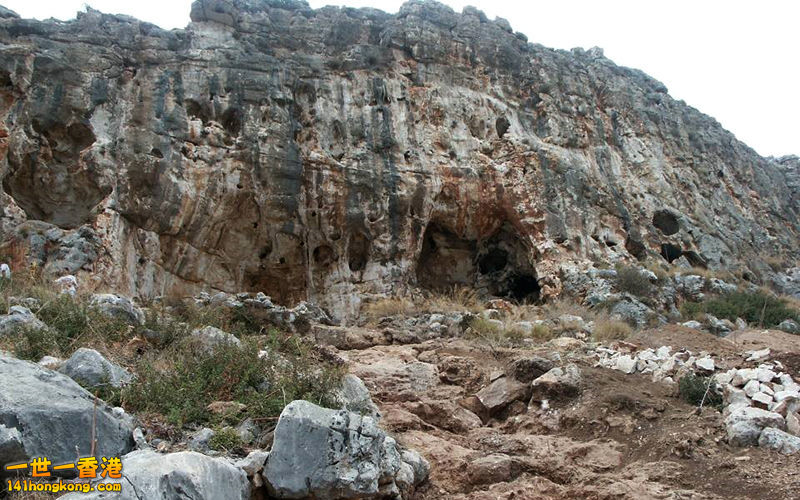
[758,427,800,455]
[746,348,770,362]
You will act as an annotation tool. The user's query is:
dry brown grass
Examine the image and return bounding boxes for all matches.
[361,296,415,322]
[593,317,633,342]
[419,286,482,314]
[538,298,597,323]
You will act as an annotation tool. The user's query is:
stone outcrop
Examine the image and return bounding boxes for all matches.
[0,0,798,322]
[263,400,428,499]
[0,354,135,469]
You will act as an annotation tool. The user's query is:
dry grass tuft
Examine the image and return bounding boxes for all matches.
[593,317,633,342]
[361,297,415,322]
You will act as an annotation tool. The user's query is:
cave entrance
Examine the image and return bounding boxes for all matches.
[417,224,477,289]
[416,222,540,303]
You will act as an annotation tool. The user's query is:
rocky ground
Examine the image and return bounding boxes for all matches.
[0,264,799,499]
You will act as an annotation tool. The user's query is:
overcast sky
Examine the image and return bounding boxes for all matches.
[3,0,798,158]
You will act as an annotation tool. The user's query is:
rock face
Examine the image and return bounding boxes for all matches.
[0,0,798,321]
[0,354,135,468]
[263,400,427,499]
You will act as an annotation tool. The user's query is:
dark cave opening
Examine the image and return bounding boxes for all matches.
[507,273,541,302]
[417,222,540,303]
[478,248,508,274]
[660,243,683,263]
[348,233,369,272]
[652,209,680,235]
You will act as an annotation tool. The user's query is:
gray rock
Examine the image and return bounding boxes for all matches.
[681,320,703,330]
[58,348,132,389]
[0,424,26,471]
[337,374,381,420]
[0,306,49,336]
[609,297,653,328]
[188,427,215,452]
[758,427,800,455]
[235,449,269,477]
[263,400,425,499]
[724,406,786,447]
[89,294,144,325]
[530,364,582,402]
[475,376,531,414]
[777,319,800,334]
[0,354,134,467]
[58,450,249,499]
[191,326,242,351]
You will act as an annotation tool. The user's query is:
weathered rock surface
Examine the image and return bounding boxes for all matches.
[58,450,250,499]
[0,0,797,322]
[263,400,427,499]
[0,354,135,467]
[58,347,133,388]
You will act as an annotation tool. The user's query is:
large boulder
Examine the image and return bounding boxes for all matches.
[263,400,427,499]
[58,450,249,499]
[89,294,144,325]
[0,354,135,468]
[0,306,48,336]
[58,348,132,389]
[724,406,786,447]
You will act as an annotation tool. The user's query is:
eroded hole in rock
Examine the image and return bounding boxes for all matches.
[495,116,510,138]
[184,99,209,123]
[313,245,335,267]
[348,233,369,272]
[4,119,107,229]
[417,224,477,289]
[625,235,647,260]
[221,108,242,136]
[652,209,679,235]
[660,243,683,263]
[508,273,541,302]
[417,222,540,303]
[478,248,508,274]
[149,148,163,159]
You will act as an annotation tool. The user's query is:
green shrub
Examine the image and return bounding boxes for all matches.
[680,290,799,329]
[615,265,653,298]
[678,374,722,408]
[209,427,243,453]
[122,337,343,427]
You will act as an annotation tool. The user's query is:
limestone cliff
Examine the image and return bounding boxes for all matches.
[0,0,797,321]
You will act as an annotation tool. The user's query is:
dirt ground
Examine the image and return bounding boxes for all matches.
[345,327,800,499]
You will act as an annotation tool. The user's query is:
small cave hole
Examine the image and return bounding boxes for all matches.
[660,243,683,263]
[507,273,541,302]
[478,248,508,274]
[348,233,369,272]
[652,209,680,236]
[236,183,243,189]
[313,245,335,267]
[495,116,510,138]
[279,257,286,265]
[259,245,272,260]
[150,148,163,159]
[221,108,243,136]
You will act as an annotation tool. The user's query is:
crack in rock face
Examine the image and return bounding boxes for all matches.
[0,0,797,322]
